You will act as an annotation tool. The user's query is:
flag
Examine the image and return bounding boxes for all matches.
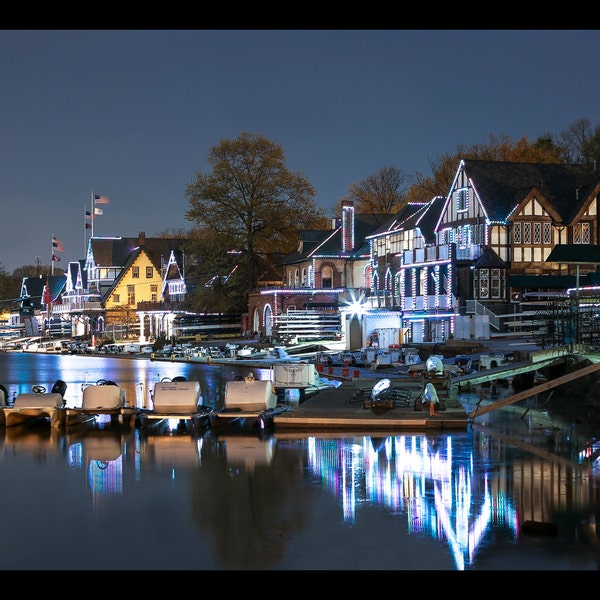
[51,254,60,262]
[94,194,110,205]
[85,223,92,229]
[52,236,64,252]
[43,279,51,304]
[85,210,92,219]
[94,207,103,216]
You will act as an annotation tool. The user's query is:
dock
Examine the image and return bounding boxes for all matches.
[273,381,470,431]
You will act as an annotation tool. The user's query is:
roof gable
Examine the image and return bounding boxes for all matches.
[459,159,599,224]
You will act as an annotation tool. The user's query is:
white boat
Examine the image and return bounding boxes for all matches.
[63,379,137,429]
[22,339,69,353]
[212,372,290,431]
[137,377,213,433]
[1,380,67,428]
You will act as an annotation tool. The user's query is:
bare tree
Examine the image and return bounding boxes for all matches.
[336,166,409,214]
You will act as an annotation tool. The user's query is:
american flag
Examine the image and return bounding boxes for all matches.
[52,236,64,252]
[94,194,110,205]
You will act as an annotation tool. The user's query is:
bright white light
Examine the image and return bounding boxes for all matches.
[339,289,367,317]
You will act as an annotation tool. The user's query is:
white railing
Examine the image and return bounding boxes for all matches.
[465,300,500,330]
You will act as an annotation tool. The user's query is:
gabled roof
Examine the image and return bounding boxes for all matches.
[366,202,428,238]
[100,246,149,302]
[65,260,87,291]
[281,213,389,265]
[365,198,446,245]
[459,159,599,224]
[473,247,506,268]
[89,236,187,272]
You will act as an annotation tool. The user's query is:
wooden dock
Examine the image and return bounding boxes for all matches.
[273,383,470,431]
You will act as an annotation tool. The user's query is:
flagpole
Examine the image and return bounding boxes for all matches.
[51,234,54,276]
[91,191,95,239]
[84,202,87,259]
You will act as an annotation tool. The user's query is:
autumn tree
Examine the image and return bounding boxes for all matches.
[336,166,409,215]
[406,133,564,202]
[185,132,328,306]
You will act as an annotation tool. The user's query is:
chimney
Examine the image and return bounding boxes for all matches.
[341,200,354,252]
[138,231,146,246]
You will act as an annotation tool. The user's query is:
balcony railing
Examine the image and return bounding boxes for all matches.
[403,295,456,311]
[52,301,102,314]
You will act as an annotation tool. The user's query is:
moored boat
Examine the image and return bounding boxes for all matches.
[1,380,67,427]
[211,372,290,432]
[136,376,213,433]
[63,379,137,429]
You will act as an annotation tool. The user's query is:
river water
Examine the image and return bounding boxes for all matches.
[1,351,600,570]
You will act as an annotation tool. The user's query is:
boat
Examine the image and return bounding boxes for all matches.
[62,379,137,429]
[0,380,67,427]
[136,376,214,433]
[21,339,70,353]
[211,372,290,432]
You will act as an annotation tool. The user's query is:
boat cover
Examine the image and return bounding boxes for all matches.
[224,377,277,412]
[82,385,124,409]
[13,393,64,409]
[152,380,202,414]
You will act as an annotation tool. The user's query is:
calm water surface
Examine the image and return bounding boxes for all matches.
[1,352,600,570]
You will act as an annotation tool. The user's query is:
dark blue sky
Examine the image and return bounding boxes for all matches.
[1,29,598,272]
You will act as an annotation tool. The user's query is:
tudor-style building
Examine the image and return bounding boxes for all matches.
[362,159,600,343]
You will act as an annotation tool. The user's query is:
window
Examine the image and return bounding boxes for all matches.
[113,293,120,303]
[127,285,135,305]
[490,268,502,299]
[478,268,489,299]
[574,222,591,244]
[146,266,153,278]
[132,267,139,278]
[513,223,521,244]
[456,188,468,212]
[533,223,541,245]
[322,266,333,289]
[151,285,157,302]
[543,223,552,245]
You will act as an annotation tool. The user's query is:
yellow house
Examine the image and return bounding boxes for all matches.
[84,232,188,342]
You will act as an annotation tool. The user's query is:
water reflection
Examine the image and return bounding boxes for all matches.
[0,353,599,569]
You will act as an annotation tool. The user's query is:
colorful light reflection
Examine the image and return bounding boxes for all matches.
[306,434,518,570]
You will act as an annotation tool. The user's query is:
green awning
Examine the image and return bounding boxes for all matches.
[508,274,577,289]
